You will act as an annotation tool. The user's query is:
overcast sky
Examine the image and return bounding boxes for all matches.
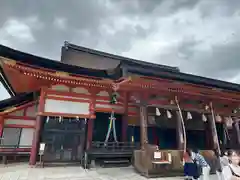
[0,0,240,100]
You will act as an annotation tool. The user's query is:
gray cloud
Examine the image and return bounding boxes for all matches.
[0,0,240,99]
[156,35,240,81]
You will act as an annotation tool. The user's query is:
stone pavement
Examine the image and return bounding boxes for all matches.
[0,163,218,180]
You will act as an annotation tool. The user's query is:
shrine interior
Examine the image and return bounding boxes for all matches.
[93,112,122,142]
[40,116,86,162]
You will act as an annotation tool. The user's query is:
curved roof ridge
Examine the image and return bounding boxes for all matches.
[63,41,180,73]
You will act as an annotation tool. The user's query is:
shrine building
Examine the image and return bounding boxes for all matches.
[0,42,239,175]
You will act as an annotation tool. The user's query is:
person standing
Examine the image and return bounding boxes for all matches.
[222,150,240,180]
[214,149,228,180]
[192,149,210,180]
[184,149,196,180]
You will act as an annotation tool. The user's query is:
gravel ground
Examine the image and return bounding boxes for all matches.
[0,163,218,180]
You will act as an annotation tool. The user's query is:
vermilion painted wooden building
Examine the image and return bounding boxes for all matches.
[0,42,239,170]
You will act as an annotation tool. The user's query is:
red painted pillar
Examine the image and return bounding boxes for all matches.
[122,92,128,142]
[87,119,94,149]
[29,89,45,166]
[87,90,96,149]
[0,116,4,139]
[29,115,42,165]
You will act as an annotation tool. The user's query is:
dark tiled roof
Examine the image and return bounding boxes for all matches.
[0,92,37,112]
[63,42,240,92]
[63,41,180,73]
[0,44,113,78]
[0,43,239,96]
[0,44,119,94]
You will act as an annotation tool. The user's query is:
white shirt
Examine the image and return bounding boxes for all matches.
[222,164,240,180]
[220,156,229,167]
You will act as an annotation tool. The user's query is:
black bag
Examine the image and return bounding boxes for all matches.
[192,159,203,179]
[229,165,240,178]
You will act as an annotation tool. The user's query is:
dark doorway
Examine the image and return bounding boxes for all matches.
[184,112,207,150]
[41,117,86,162]
[154,109,178,149]
[93,112,122,142]
[216,122,225,148]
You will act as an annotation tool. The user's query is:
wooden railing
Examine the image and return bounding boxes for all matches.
[0,145,31,164]
[91,141,140,152]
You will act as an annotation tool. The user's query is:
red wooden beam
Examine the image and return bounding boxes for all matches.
[0,101,37,116]
[5,124,35,128]
[139,76,240,100]
[4,115,36,121]
[0,116,4,137]
[119,82,240,103]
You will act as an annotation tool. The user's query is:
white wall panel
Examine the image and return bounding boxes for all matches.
[45,99,90,115]
[95,103,123,110]
[97,91,109,97]
[72,87,90,94]
[19,128,34,147]
[5,119,35,126]
[96,99,109,103]
[51,84,70,91]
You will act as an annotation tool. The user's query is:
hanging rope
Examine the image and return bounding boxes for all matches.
[104,110,118,145]
[46,116,50,123]
[112,113,118,142]
[223,124,230,146]
[58,116,62,123]
[175,96,187,155]
[104,118,112,144]
[131,125,135,143]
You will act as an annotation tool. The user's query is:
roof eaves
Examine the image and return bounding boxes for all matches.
[0,44,114,80]
[126,65,240,92]
[0,91,36,111]
[63,41,180,73]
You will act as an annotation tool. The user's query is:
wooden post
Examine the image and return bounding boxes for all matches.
[210,103,221,153]
[233,120,240,146]
[176,111,184,150]
[140,105,148,149]
[131,92,148,149]
[29,115,42,165]
[207,113,219,151]
[122,92,128,142]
